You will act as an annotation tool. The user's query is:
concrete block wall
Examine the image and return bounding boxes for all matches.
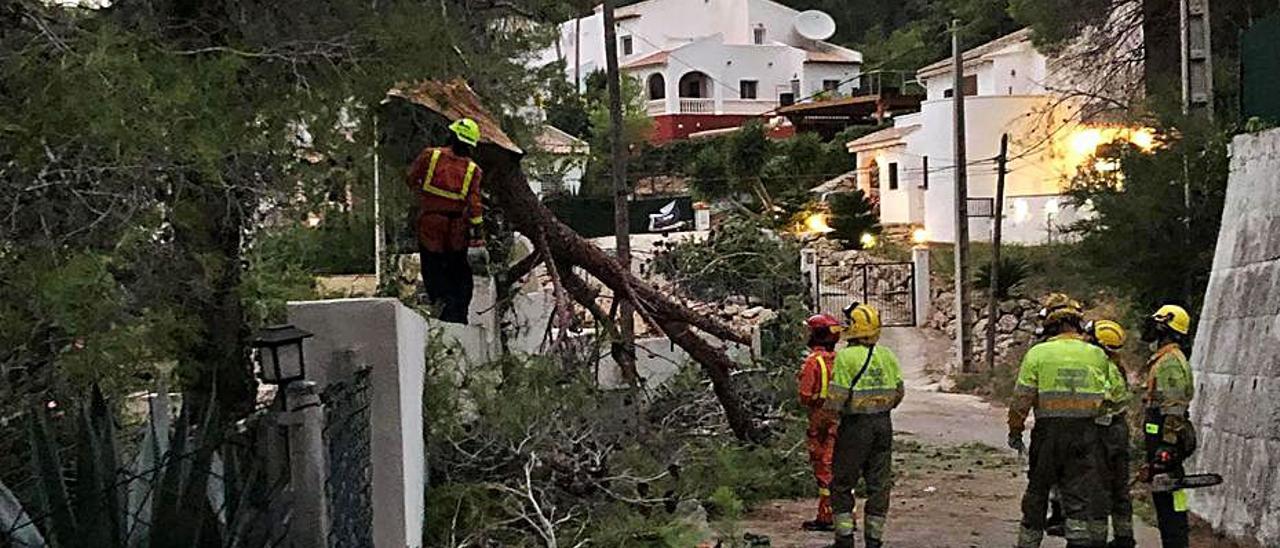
[1188,127,1280,546]
[288,299,430,548]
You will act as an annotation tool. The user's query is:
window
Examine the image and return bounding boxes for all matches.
[943,74,979,98]
[647,73,666,100]
[621,36,633,56]
[888,162,899,190]
[753,27,766,44]
[739,80,758,100]
[921,156,929,189]
[823,79,841,93]
[779,92,795,106]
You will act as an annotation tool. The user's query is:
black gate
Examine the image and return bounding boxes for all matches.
[814,261,916,327]
[322,368,374,548]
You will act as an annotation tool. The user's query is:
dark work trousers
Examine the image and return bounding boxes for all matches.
[830,412,893,548]
[419,248,473,324]
[1018,417,1109,548]
[1144,411,1189,548]
[1100,415,1134,545]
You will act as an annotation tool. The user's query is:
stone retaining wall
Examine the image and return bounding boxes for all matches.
[1187,128,1280,546]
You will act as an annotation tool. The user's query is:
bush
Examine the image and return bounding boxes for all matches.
[648,215,805,308]
[827,190,880,249]
[975,255,1032,300]
[254,214,375,275]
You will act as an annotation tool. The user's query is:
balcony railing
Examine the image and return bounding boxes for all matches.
[678,98,715,114]
[646,99,666,116]
[645,98,778,116]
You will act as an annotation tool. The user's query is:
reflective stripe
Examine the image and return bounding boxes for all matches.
[817,355,830,399]
[421,150,476,201]
[469,215,483,225]
[1086,519,1110,543]
[1145,423,1160,434]
[1035,390,1104,417]
[1016,525,1044,548]
[1065,518,1090,543]
[864,514,886,540]
[834,512,856,536]
[1172,490,1188,512]
[818,487,831,497]
[844,388,900,414]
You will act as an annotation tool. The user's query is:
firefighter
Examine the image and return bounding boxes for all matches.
[1009,293,1112,548]
[1087,319,1136,548]
[405,118,485,324]
[824,304,903,548]
[1139,304,1195,548]
[798,314,842,532]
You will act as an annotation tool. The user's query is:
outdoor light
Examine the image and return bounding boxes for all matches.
[860,232,878,249]
[911,228,929,245]
[251,324,313,387]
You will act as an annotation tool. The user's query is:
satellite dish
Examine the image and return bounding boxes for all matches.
[794,10,836,41]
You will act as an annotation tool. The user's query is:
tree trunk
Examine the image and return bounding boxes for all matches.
[480,154,764,442]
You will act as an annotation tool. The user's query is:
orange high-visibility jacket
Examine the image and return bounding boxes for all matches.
[798,348,837,410]
[405,146,484,253]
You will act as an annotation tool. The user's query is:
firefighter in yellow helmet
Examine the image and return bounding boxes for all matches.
[824,304,903,548]
[1139,304,1195,548]
[1086,319,1135,548]
[1009,293,1113,547]
[405,118,485,324]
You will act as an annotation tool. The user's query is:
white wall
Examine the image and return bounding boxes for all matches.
[868,145,924,226]
[1188,128,1280,547]
[803,62,861,97]
[914,94,1066,244]
[664,38,807,106]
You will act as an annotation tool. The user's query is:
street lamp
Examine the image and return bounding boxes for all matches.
[251,324,313,391]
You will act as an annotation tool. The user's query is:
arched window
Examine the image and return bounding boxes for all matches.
[647,73,666,100]
[678,71,712,98]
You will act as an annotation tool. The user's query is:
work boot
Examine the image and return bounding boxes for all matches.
[802,520,834,532]
[830,535,856,548]
[1107,538,1137,548]
[864,537,883,548]
[1046,500,1065,537]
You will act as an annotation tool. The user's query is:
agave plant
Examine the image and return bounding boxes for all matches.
[976,255,1033,300]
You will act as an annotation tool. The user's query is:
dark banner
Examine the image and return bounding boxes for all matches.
[546,196,695,238]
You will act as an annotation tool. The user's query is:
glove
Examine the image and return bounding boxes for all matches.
[466,246,490,274]
[1008,432,1026,454]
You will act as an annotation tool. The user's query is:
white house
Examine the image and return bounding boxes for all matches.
[537,0,862,141]
[847,29,1149,244]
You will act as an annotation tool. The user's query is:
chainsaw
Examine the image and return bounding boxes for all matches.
[1150,472,1223,493]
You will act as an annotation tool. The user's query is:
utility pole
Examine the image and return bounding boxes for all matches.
[1179,0,1212,302]
[373,115,385,288]
[602,0,638,382]
[985,134,1009,373]
[951,20,974,374]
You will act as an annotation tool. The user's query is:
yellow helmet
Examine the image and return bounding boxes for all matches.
[1090,319,1126,351]
[1151,304,1191,335]
[448,118,481,147]
[845,303,881,341]
[1038,293,1083,325]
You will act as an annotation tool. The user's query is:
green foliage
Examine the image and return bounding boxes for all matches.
[975,255,1032,299]
[827,190,881,249]
[649,215,806,309]
[254,216,375,275]
[1064,118,1230,315]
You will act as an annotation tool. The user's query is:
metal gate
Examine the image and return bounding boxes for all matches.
[814,261,916,327]
[323,368,374,548]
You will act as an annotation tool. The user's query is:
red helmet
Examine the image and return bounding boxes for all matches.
[806,314,840,331]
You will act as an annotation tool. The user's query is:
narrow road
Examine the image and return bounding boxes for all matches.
[739,327,1163,547]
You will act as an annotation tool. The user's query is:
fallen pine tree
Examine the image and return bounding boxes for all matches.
[381,80,765,443]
